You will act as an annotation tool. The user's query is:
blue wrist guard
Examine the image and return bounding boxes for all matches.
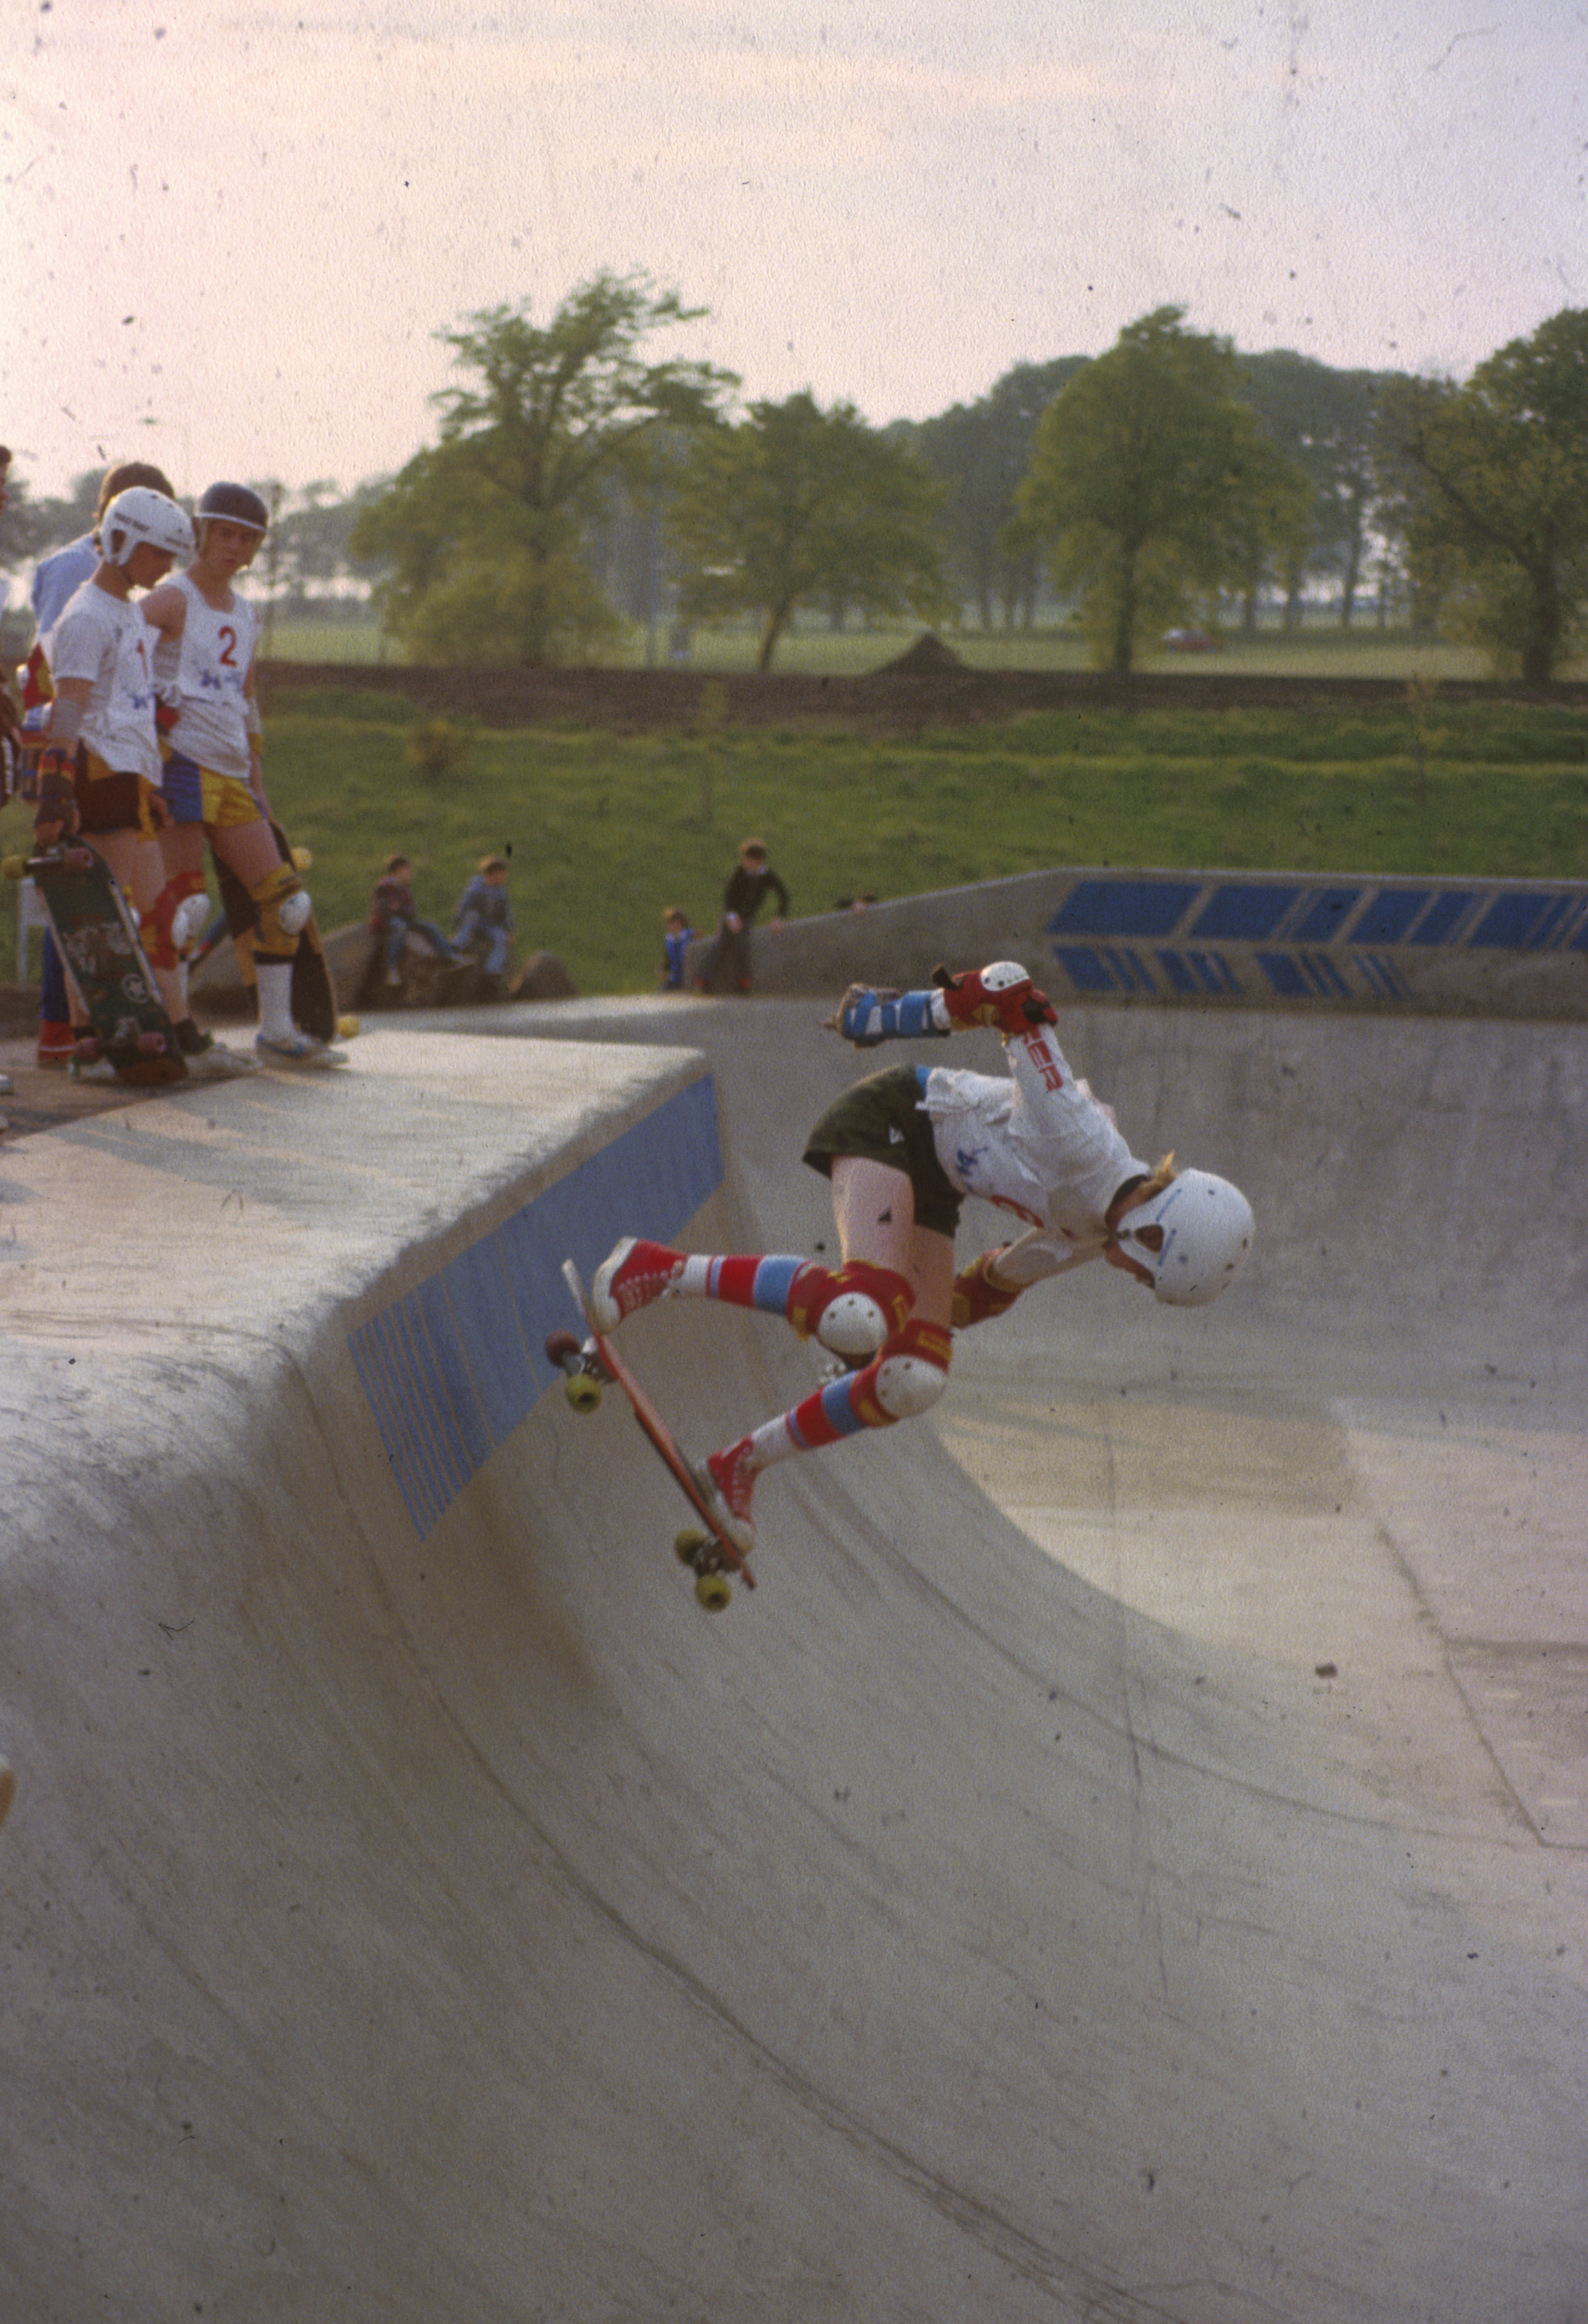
[839,987,950,1046]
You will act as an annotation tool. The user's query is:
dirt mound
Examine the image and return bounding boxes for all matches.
[874,630,965,674]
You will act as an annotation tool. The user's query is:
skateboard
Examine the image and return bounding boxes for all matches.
[548,1259,756,1611]
[0,1758,14,1833]
[2,845,187,1085]
[213,819,356,1046]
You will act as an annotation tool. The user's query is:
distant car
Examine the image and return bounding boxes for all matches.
[1163,627,1223,653]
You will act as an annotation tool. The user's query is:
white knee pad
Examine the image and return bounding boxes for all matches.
[873,1351,949,1421]
[278,887,314,938]
[170,892,212,951]
[815,1290,889,1362]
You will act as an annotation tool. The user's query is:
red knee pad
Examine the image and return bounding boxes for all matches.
[143,871,207,970]
[850,1313,953,1425]
[789,1259,915,1359]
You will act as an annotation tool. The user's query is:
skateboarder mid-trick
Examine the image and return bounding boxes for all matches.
[590,960,1254,1556]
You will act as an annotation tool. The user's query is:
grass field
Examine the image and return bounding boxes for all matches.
[263,606,1516,684]
[7,689,1580,998]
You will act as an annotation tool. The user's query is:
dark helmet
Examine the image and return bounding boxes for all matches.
[196,481,269,533]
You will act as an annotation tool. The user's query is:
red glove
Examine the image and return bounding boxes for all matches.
[932,961,1057,1037]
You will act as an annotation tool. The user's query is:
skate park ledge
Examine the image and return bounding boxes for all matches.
[692,864,1588,1018]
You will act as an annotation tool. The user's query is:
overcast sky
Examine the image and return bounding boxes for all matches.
[2,0,1583,505]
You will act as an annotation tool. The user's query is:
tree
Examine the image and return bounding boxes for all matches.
[352,274,735,665]
[1373,309,1588,683]
[1238,353,1390,629]
[1016,308,1307,672]
[271,479,392,609]
[668,392,950,671]
[910,358,1087,629]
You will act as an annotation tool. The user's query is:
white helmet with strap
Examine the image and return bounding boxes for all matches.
[1114,1169,1253,1307]
[101,486,195,569]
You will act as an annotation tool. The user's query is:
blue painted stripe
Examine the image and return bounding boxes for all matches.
[1256,950,1309,998]
[1293,888,1361,944]
[1354,890,1431,944]
[1188,884,1299,941]
[1046,878,1199,939]
[1468,892,1558,950]
[1156,949,1199,996]
[1409,890,1474,945]
[349,1075,723,1539]
[1054,944,1119,994]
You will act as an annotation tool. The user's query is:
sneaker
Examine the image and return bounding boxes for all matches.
[70,1054,119,1084]
[182,1042,262,1081]
[255,1029,347,1068]
[701,1436,758,1556]
[588,1235,685,1332]
[37,1019,76,1067]
[174,1018,215,1056]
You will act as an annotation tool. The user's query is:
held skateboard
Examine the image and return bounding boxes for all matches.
[2,845,186,1085]
[549,1259,755,1611]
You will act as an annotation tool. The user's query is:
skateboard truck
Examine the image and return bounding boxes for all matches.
[545,1328,612,1416]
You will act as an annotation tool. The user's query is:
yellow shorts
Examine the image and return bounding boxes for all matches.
[159,747,263,832]
[201,765,266,830]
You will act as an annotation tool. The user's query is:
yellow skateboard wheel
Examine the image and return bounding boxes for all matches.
[336,1014,361,1040]
[564,1372,603,1415]
[1,857,26,882]
[695,1572,732,1613]
[675,1527,709,1566]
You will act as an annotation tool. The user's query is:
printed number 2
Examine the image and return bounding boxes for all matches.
[218,627,238,667]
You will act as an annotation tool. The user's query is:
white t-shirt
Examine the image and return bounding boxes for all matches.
[920,1021,1148,1275]
[167,571,260,779]
[46,581,161,783]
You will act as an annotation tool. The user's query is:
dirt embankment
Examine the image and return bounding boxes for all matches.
[258,650,1588,731]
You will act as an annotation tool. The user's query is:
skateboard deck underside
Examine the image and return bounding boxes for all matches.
[29,848,186,1084]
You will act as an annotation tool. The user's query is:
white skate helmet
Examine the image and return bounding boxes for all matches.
[101,486,195,569]
[1114,1169,1253,1307]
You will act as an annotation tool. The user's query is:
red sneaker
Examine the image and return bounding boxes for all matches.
[588,1236,684,1332]
[701,1435,758,1555]
[36,1019,74,1067]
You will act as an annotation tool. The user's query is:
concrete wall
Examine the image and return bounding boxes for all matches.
[1,1010,1583,2324]
[707,863,1588,1018]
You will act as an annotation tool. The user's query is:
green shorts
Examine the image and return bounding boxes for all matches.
[802,1064,962,1239]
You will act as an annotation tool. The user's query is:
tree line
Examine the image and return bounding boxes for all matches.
[7,278,1586,680]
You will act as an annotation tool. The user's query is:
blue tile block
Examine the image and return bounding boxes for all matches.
[1353,890,1430,944]
[1047,879,1200,939]
[1410,890,1473,944]
[1188,884,1299,941]
[1054,944,1119,993]
[1293,888,1362,944]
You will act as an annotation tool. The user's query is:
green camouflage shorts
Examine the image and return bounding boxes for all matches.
[801,1064,962,1239]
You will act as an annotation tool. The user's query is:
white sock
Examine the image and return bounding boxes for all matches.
[256,962,295,1040]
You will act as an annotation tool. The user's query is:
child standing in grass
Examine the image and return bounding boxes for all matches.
[659,905,695,989]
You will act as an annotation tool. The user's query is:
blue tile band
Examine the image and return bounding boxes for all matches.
[1039,872,1587,1010]
[350,1076,722,1537]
